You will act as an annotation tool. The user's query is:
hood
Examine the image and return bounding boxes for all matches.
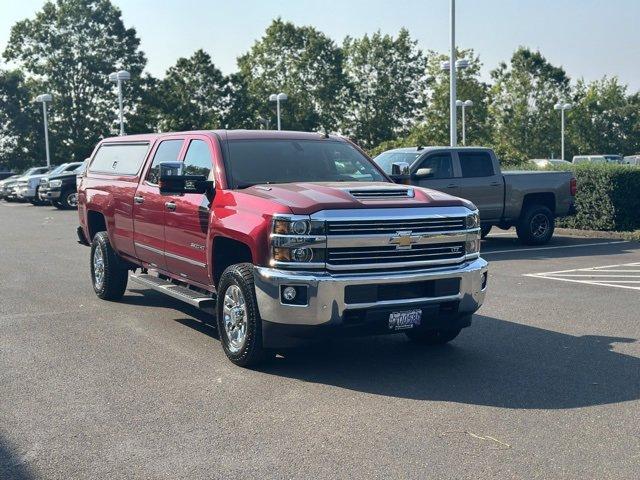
[240,182,475,215]
[47,171,78,181]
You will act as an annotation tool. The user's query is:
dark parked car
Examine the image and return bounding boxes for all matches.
[39,161,86,209]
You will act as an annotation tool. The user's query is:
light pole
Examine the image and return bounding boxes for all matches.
[553,102,572,160]
[35,94,53,168]
[268,93,288,130]
[108,70,131,136]
[456,99,473,146]
[449,0,456,147]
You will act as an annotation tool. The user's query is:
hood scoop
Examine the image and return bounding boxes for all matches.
[348,187,415,199]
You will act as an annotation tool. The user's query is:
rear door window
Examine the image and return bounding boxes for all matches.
[146,140,184,184]
[89,143,150,175]
[458,151,495,177]
[417,153,454,179]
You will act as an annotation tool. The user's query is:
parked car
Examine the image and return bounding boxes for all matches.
[623,155,640,166]
[373,147,576,244]
[529,158,572,169]
[4,167,52,202]
[0,174,22,199]
[38,161,84,208]
[0,171,15,181]
[77,130,488,367]
[572,154,624,164]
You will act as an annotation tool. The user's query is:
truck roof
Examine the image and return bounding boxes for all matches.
[384,146,494,154]
[99,130,343,143]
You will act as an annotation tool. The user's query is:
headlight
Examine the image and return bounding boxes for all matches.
[49,180,62,188]
[466,238,481,255]
[466,211,480,229]
[271,216,326,268]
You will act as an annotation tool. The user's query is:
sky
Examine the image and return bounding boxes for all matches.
[1,0,639,91]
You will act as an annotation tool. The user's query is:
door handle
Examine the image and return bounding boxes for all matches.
[490,182,502,187]
[133,195,144,204]
[446,184,458,189]
[165,201,176,211]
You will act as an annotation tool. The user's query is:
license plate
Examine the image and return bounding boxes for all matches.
[388,309,422,331]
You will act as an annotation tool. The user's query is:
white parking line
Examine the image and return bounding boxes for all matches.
[483,240,628,255]
[525,261,640,291]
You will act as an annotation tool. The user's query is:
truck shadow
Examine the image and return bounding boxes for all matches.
[261,315,640,410]
[0,435,34,480]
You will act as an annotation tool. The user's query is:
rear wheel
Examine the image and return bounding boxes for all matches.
[516,205,554,245]
[216,263,265,367]
[90,231,128,300]
[405,328,462,345]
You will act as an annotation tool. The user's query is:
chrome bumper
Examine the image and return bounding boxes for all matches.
[254,258,488,326]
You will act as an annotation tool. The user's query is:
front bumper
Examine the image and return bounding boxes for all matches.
[17,186,37,199]
[44,189,61,200]
[254,258,488,328]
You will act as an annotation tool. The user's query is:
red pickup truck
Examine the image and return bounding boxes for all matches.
[77,130,488,366]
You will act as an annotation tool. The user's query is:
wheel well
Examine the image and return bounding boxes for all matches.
[521,193,555,216]
[212,237,253,286]
[87,210,107,240]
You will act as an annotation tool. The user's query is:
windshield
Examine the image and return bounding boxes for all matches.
[373,151,422,174]
[225,139,386,188]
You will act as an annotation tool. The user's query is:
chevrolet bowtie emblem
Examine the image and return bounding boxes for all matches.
[389,230,417,250]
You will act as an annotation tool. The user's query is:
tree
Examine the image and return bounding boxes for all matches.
[567,77,640,158]
[489,47,570,163]
[0,68,44,169]
[237,18,348,132]
[341,29,426,149]
[158,49,227,131]
[3,0,147,162]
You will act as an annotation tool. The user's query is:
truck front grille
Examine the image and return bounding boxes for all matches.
[327,242,465,271]
[327,217,466,235]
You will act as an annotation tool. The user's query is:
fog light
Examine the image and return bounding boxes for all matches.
[283,286,297,301]
[292,247,313,262]
[466,239,480,254]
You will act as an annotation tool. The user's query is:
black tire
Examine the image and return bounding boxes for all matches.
[59,190,78,209]
[516,205,554,245]
[90,231,128,301]
[480,224,492,239]
[215,263,265,367]
[53,201,65,210]
[405,328,462,345]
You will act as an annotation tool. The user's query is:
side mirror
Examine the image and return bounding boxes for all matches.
[391,162,411,176]
[414,167,434,178]
[159,162,211,195]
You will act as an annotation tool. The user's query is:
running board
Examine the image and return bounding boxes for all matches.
[130,273,216,313]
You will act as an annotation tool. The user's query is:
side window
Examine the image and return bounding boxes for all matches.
[182,139,212,177]
[89,143,150,175]
[418,154,454,179]
[146,139,184,184]
[458,151,495,177]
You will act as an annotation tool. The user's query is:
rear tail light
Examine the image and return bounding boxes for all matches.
[570,177,577,196]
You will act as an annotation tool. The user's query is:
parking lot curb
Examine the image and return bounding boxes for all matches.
[555,227,640,242]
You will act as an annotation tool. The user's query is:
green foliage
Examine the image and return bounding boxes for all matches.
[237,18,347,132]
[489,47,570,163]
[341,29,425,148]
[158,49,227,131]
[3,0,147,164]
[560,164,640,231]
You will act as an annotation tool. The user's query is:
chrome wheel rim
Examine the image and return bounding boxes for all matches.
[531,213,549,239]
[222,285,248,353]
[93,246,105,290]
[67,192,78,207]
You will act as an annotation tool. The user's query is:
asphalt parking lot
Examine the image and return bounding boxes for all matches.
[1,201,639,480]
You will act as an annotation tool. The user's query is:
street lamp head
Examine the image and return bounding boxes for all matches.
[440,61,451,71]
[109,70,131,82]
[455,99,463,107]
[464,100,474,107]
[277,93,288,101]
[269,93,278,102]
[455,59,470,69]
[563,103,573,110]
[554,103,563,110]
[35,94,52,103]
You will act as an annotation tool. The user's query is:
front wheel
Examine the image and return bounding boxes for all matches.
[405,328,462,345]
[90,231,128,300]
[516,205,554,245]
[215,263,265,367]
[59,190,78,209]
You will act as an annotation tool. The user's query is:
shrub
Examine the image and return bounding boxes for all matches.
[559,164,640,231]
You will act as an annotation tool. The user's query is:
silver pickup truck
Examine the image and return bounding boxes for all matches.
[374,147,576,245]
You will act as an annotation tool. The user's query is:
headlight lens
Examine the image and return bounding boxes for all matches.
[466,212,480,229]
[273,218,325,235]
[271,216,326,268]
[49,180,62,188]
